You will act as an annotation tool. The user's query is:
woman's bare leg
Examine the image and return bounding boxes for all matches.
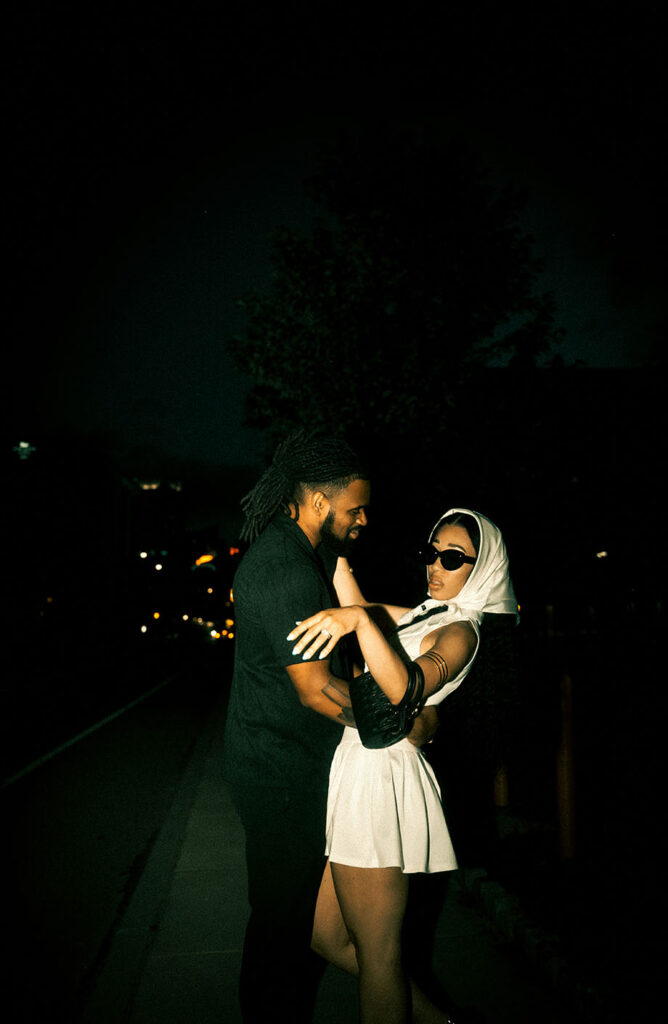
[331,861,410,1024]
[311,860,359,976]
[312,861,460,1024]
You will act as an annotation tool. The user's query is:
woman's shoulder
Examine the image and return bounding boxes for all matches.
[428,617,478,651]
[442,617,478,636]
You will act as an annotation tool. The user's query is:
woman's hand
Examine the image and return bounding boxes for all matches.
[287,606,367,661]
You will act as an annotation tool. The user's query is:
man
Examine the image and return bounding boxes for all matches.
[222,431,434,1022]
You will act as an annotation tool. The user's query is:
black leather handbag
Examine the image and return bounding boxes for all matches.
[349,661,425,749]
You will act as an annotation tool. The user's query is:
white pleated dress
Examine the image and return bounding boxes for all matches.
[325,601,481,874]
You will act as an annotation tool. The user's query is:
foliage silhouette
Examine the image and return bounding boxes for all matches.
[226,124,562,466]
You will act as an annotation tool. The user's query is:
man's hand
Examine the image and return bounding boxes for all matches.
[406,705,439,747]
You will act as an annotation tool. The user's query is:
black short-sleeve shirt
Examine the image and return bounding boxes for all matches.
[222,513,349,791]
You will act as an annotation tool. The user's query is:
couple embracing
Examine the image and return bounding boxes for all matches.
[222,432,517,1024]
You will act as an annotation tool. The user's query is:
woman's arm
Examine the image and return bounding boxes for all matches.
[333,558,367,606]
[333,558,410,626]
[288,609,477,705]
[288,606,408,703]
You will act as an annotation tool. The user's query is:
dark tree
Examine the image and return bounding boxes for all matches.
[227,124,561,467]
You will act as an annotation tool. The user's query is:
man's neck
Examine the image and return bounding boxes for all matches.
[289,507,321,550]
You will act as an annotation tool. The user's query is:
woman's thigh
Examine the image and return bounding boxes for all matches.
[330,861,409,958]
[312,860,359,973]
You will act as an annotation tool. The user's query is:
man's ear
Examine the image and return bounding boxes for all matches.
[311,490,329,517]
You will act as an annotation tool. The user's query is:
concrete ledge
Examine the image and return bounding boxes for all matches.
[457,866,616,1023]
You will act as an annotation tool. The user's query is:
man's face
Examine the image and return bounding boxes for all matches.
[320,478,371,556]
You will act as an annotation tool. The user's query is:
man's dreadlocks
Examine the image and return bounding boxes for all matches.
[240,430,368,543]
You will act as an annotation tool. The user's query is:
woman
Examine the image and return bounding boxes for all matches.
[288,508,517,1024]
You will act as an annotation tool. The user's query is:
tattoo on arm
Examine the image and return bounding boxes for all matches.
[322,678,356,726]
[421,650,449,685]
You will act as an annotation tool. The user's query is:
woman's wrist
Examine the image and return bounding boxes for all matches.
[353,605,370,631]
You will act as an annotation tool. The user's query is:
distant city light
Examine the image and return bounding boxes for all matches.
[141,625,148,633]
[153,611,160,619]
[195,553,215,566]
[596,551,608,559]
[225,618,234,627]
[210,630,220,639]
[207,587,213,594]
[182,614,189,621]
[139,551,148,559]
[155,563,163,571]
[13,440,37,460]
[140,481,160,491]
[229,546,240,556]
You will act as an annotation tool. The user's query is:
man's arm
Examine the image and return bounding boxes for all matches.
[285,660,356,727]
[287,660,439,744]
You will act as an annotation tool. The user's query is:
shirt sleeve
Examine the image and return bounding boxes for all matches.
[259,558,331,668]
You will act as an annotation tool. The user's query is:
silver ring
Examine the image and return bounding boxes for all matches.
[321,628,332,639]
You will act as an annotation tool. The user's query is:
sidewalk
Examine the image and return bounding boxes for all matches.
[81,694,583,1024]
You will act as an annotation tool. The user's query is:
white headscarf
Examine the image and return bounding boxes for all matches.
[423,507,518,625]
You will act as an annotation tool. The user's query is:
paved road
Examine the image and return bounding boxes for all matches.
[1,647,228,1023]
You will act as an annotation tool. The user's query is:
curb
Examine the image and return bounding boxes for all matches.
[78,693,228,1024]
[457,867,618,1023]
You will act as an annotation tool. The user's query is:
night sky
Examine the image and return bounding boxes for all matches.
[6,2,666,470]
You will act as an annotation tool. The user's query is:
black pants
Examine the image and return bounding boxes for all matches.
[230,782,329,1023]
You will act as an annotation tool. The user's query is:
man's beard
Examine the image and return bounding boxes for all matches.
[320,511,358,557]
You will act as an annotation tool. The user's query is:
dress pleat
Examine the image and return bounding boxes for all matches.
[326,731,457,873]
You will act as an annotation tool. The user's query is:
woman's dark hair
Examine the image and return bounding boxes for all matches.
[430,512,480,554]
[240,430,368,542]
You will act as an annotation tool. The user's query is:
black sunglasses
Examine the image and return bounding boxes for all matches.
[419,544,476,571]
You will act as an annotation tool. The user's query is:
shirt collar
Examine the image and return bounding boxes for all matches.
[270,510,320,560]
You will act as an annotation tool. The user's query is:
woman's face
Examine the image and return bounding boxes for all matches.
[426,523,477,601]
